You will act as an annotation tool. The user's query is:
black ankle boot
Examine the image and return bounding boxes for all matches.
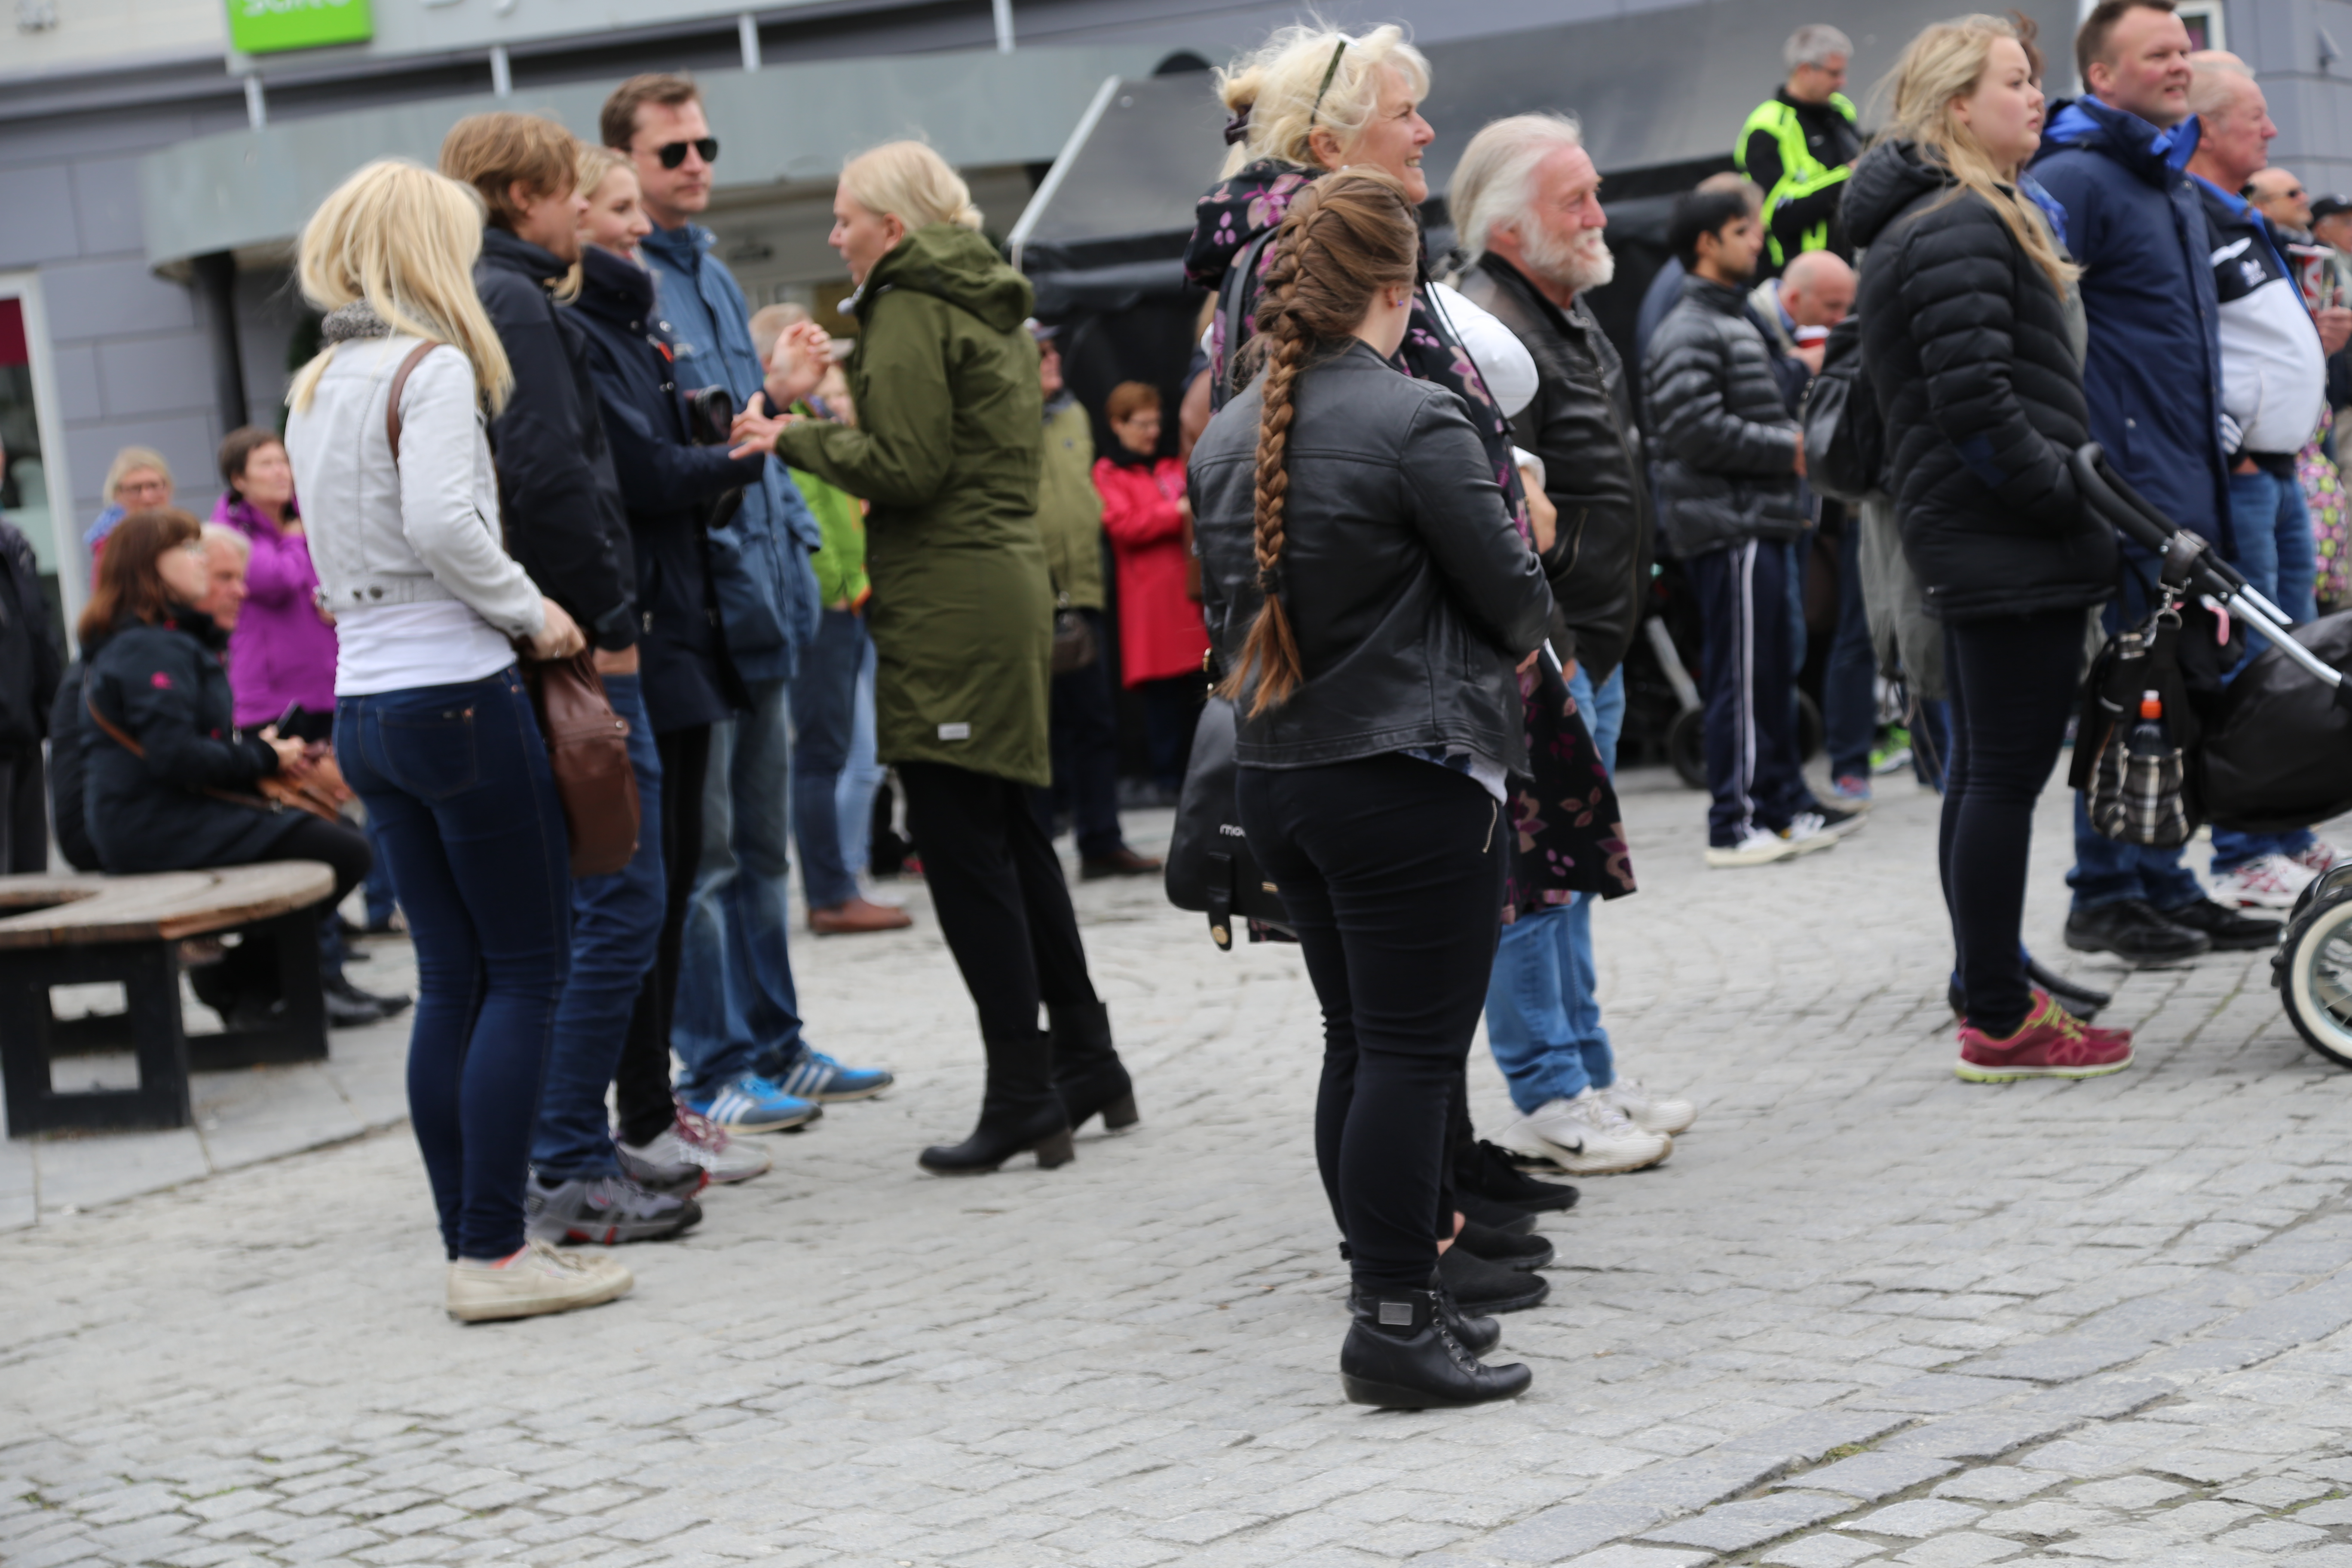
[1340,1288,1531,1409]
[1347,1272,1500,1357]
[919,1032,1076,1174]
[1047,999,1138,1132]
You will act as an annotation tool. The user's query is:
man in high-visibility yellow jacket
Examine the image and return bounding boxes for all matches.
[1735,23,1862,275]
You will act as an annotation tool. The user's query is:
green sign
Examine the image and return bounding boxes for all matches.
[227,0,372,54]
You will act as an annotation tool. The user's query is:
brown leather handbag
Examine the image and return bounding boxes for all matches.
[386,340,640,877]
[86,700,350,824]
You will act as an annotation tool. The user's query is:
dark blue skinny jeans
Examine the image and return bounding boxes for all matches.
[338,667,571,1261]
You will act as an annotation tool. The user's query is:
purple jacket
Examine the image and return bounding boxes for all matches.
[211,493,338,728]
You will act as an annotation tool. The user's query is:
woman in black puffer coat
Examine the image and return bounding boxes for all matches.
[1849,15,2124,1077]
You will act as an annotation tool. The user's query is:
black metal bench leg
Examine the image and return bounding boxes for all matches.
[0,942,192,1136]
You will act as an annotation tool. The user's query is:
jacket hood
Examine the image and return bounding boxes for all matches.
[1183,159,1318,288]
[2034,95,2201,183]
[1843,139,1954,248]
[575,244,658,322]
[861,224,1032,334]
[479,226,572,291]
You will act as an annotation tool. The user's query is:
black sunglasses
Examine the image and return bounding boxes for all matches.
[656,138,718,170]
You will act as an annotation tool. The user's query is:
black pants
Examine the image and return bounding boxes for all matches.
[1689,539,1810,845]
[1237,754,1505,1294]
[0,746,46,874]
[1941,609,2083,1037]
[617,722,710,1146]
[1032,609,1128,860]
[213,815,374,1002]
[898,760,1097,1044]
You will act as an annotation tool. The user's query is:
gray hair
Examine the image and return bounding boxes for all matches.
[2186,51,2254,116]
[1785,23,1853,70]
[198,523,251,560]
[1449,112,1586,259]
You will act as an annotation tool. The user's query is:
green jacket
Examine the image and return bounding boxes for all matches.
[1035,393,1106,612]
[775,224,1050,786]
[788,402,870,608]
[1736,89,1861,269]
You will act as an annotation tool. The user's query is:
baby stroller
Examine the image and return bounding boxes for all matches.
[2071,446,2352,1069]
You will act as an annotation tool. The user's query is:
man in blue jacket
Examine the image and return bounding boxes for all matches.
[2030,0,2277,963]
[603,73,894,1130]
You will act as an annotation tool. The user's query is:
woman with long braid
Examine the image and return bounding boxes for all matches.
[1192,171,1555,1409]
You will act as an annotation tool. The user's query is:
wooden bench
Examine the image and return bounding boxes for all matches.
[0,863,336,1136]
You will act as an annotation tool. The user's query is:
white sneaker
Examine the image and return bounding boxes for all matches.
[1597,1078,1697,1136]
[1519,1090,1672,1176]
[1779,812,1842,855]
[2292,840,2345,877]
[446,1238,633,1323]
[2213,853,2316,910]
[1706,827,1796,868]
[623,1106,772,1185]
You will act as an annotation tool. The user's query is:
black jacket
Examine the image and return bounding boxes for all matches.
[567,245,764,732]
[1847,140,2116,622]
[1455,254,1653,681]
[47,657,95,871]
[1191,341,1554,775]
[475,227,637,652]
[1642,275,1806,557]
[83,610,304,874]
[0,518,59,750]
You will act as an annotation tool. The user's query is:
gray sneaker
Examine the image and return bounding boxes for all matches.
[525,1174,701,1245]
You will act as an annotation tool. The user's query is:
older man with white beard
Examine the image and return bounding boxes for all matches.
[1451,113,1694,1177]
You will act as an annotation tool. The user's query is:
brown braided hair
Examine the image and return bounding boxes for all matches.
[1218,168,1420,716]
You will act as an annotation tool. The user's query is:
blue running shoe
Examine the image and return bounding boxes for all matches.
[770,1049,894,1102]
[685,1075,822,1133]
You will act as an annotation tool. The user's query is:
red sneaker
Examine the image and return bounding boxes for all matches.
[1955,990,2134,1082]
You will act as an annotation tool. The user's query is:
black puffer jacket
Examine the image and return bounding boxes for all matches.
[47,657,96,870]
[1847,139,2116,622]
[1642,275,1805,557]
[83,610,302,874]
[1454,254,1653,681]
[1191,341,1554,774]
[476,227,637,652]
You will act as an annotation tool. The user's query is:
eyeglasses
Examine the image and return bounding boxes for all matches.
[655,138,718,170]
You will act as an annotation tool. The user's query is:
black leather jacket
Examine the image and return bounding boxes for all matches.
[1455,255,1653,680]
[1642,274,1806,557]
[1191,341,1555,775]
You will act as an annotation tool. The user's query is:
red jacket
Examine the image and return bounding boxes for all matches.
[1093,454,1209,686]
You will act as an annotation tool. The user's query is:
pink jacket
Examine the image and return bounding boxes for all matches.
[211,494,339,729]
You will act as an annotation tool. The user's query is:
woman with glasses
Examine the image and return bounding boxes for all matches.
[84,446,174,577]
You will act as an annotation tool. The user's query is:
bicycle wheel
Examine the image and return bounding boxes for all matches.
[2275,891,2352,1069]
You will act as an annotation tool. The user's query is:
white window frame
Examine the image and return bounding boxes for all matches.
[0,269,80,648]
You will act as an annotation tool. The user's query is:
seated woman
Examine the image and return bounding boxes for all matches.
[79,507,374,1030]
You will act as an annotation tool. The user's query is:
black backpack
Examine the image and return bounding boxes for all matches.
[1162,695,1293,949]
[1799,312,1884,504]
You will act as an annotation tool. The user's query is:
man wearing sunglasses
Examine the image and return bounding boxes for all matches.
[598,73,894,1133]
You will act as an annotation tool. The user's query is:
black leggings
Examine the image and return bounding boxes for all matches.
[617,723,710,1147]
[1941,609,2084,1037]
[897,760,1098,1044]
[1236,754,1506,1294]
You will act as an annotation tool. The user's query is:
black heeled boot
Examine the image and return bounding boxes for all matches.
[1047,999,1138,1132]
[1340,1287,1532,1409]
[1345,1265,1499,1356]
[919,1032,1076,1174]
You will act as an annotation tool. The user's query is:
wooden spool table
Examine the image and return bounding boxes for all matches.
[0,862,335,1136]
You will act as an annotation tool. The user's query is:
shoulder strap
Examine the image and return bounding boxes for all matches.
[384,340,445,465]
[86,695,142,758]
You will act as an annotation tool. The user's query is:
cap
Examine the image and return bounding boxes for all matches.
[1024,317,1061,342]
[2313,195,2352,220]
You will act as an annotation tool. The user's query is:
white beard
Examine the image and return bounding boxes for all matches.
[1519,223,1615,296]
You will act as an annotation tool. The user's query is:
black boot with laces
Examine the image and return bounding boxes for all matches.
[1340,1287,1532,1409]
[1345,1262,1501,1357]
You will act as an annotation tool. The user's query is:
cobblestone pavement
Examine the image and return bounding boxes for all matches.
[7,773,2352,1568]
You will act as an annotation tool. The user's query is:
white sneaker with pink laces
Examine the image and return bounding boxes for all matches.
[620,1103,773,1185]
[2293,840,2345,877]
[2213,853,2316,910]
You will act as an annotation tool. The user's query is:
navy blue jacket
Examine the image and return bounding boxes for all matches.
[2030,97,2230,548]
[567,245,766,734]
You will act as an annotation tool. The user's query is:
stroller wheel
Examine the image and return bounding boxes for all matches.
[2275,890,2352,1069]
[1667,709,1708,791]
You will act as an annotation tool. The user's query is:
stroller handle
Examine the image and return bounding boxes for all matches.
[2070,443,2344,694]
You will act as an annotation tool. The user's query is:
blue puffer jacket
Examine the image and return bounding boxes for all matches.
[640,222,822,686]
[2030,96,2230,549]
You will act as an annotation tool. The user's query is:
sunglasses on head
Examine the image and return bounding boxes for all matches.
[655,138,718,169]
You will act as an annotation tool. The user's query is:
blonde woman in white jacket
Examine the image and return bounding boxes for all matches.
[284,159,615,1324]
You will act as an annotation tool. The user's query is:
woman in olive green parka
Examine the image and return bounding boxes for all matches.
[766,141,1133,1178]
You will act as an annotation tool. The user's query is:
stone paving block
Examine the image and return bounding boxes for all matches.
[2226,1520,2329,1552]
[1763,1534,1883,1567]
[2064,1477,2186,1509]
[1556,1548,1716,1568]
[1837,1500,1988,1540]
[1487,1503,1672,1563]
[1639,1492,1854,1552]
[1850,1378,2033,1417]
[2287,1501,2352,1525]
[1778,1455,1962,1502]
[1930,1471,2059,1505]
[1883,1414,2078,1463]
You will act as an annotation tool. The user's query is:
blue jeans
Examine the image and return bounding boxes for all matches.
[674,678,808,1097]
[361,817,398,926]
[839,632,885,883]
[1485,665,1625,1113]
[530,674,664,1181]
[1825,520,1877,781]
[337,668,570,1261]
[789,608,870,911]
[2071,568,2204,911]
[2211,469,2318,873]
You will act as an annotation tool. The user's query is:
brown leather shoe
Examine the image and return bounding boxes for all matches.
[808,896,915,935]
[1080,847,1164,881]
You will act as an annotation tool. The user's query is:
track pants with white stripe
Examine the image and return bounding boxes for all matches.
[1689,538,1810,847]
